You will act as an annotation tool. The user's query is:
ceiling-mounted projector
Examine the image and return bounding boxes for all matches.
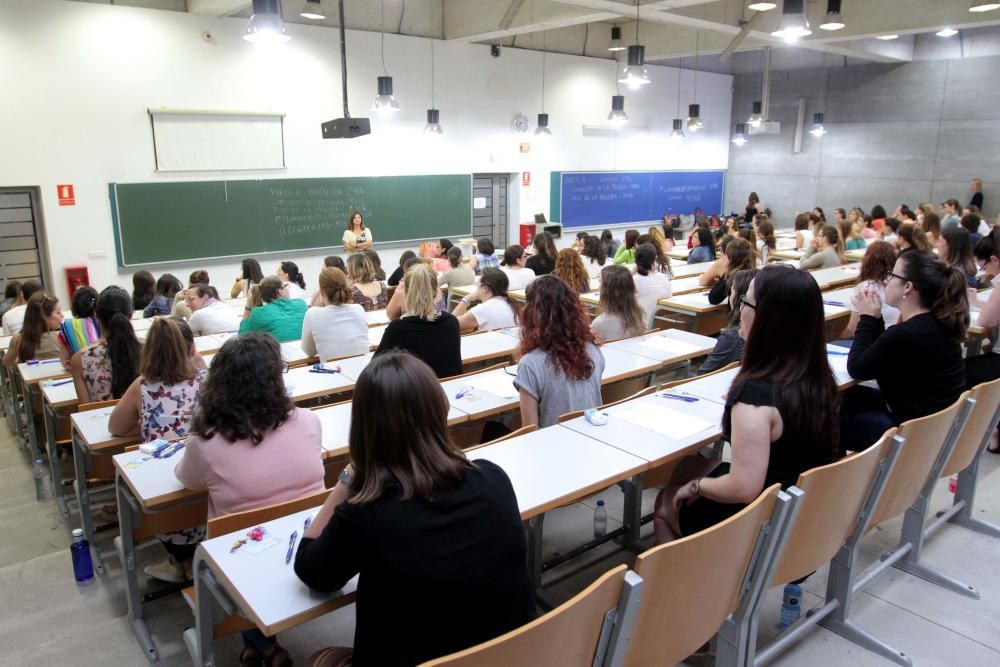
[322,0,370,139]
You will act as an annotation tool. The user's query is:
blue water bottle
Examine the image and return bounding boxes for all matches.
[70,528,94,584]
[778,583,802,629]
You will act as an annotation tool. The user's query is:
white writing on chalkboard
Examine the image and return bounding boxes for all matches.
[267,184,370,240]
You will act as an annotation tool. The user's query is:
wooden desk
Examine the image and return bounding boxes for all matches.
[669,261,715,279]
[314,399,468,458]
[808,264,861,291]
[604,329,716,365]
[459,330,519,365]
[364,309,390,327]
[15,360,70,460]
[193,332,237,355]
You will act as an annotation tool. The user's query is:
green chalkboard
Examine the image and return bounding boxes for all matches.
[110,175,473,266]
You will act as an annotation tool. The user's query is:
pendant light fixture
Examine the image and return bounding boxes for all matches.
[244,0,291,44]
[608,95,628,126]
[536,25,551,137]
[732,123,748,146]
[936,28,959,37]
[686,31,704,132]
[372,0,399,116]
[300,0,325,20]
[747,101,764,128]
[424,40,442,134]
[819,0,845,31]
[771,0,812,43]
[618,1,650,90]
[608,25,626,52]
[747,2,777,10]
[671,65,684,141]
[809,113,827,138]
[970,1,1000,12]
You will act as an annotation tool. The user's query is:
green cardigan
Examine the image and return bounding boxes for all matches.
[239,298,307,342]
[613,245,636,265]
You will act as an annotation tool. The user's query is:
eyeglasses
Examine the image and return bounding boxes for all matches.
[885,272,908,284]
[739,295,757,311]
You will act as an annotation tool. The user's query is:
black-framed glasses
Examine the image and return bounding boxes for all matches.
[739,295,757,311]
[886,271,908,284]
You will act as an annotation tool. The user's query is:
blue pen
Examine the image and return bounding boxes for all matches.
[303,515,313,532]
[455,386,472,400]
[46,379,74,387]
[823,300,846,307]
[285,531,298,564]
[659,392,699,403]
[828,349,849,356]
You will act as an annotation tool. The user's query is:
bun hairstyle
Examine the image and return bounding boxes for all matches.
[446,245,463,268]
[318,267,351,306]
[898,249,970,341]
[279,261,306,289]
[189,270,209,285]
[478,267,520,319]
[71,285,98,318]
[501,244,525,267]
[95,286,142,399]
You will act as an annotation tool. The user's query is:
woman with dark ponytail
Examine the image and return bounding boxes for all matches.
[70,286,142,402]
[841,249,968,453]
[277,260,308,300]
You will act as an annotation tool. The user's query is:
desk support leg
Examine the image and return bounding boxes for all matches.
[72,431,104,575]
[43,402,68,517]
[525,515,545,590]
[619,474,644,551]
[24,384,42,460]
[1,366,15,430]
[184,552,217,667]
[115,477,158,663]
[12,372,27,448]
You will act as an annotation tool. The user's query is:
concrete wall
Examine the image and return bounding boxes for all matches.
[723,54,1000,225]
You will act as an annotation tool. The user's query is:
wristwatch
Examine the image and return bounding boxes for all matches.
[338,466,353,486]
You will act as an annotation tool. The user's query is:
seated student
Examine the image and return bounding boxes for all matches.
[177,334,325,666]
[600,229,621,259]
[973,228,1000,290]
[590,265,646,343]
[499,244,537,290]
[687,227,716,264]
[375,264,462,378]
[580,235,608,280]
[56,285,100,362]
[0,280,21,318]
[961,213,984,246]
[922,211,943,245]
[364,249,387,282]
[572,231,589,253]
[654,265,839,542]
[277,261,308,300]
[708,237,755,305]
[132,271,155,313]
[800,225,845,269]
[937,226,978,288]
[967,229,1000,454]
[870,204,888,233]
[324,255,347,272]
[2,278,41,334]
[71,286,142,403]
[184,284,239,335]
[3,292,63,367]
[841,241,900,339]
[143,274,182,318]
[526,231,558,276]
[698,269,758,374]
[171,270,210,319]
[468,238,500,276]
[633,243,673,327]
[613,229,640,265]
[843,250,968,453]
[302,267,369,361]
[230,258,264,300]
[387,250,417,287]
[552,248,591,293]
[433,238,455,273]
[940,198,961,229]
[880,217,901,244]
[387,257,447,320]
[897,222,932,253]
[698,236,736,288]
[755,219,776,264]
[239,276,307,342]
[962,205,991,236]
[439,246,475,291]
[649,225,674,253]
[346,253,388,312]
[839,219,866,251]
[793,213,813,251]
[514,275,605,428]
[452,267,519,333]
[296,352,535,667]
[635,233,674,276]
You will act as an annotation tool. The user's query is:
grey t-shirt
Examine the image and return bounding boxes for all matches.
[514,343,605,428]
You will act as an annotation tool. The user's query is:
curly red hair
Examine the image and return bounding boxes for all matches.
[519,275,596,381]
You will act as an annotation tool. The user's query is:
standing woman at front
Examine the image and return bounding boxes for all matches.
[653,266,838,542]
[744,191,760,224]
[70,286,142,403]
[515,275,605,428]
[342,210,373,253]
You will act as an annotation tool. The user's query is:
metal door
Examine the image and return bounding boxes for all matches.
[0,190,47,288]
[471,174,509,248]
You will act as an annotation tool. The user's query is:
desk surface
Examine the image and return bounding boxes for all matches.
[459,330,519,364]
[669,261,715,279]
[113,447,197,509]
[604,329,716,363]
[809,264,861,290]
[658,291,720,315]
[284,365,355,402]
[71,406,136,450]
[17,360,70,384]
[40,380,78,409]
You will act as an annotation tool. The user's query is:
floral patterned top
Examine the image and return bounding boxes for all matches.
[81,340,114,401]
[350,283,388,312]
[139,370,206,442]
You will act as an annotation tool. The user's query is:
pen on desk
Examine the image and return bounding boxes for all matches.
[286,531,298,564]
[823,300,846,307]
[659,392,699,403]
[828,349,849,356]
[28,359,62,366]
[455,386,471,400]
[48,379,74,387]
[303,515,313,532]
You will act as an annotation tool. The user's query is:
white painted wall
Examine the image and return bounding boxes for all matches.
[0,0,731,303]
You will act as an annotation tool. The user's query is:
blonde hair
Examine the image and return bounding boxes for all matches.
[404,264,440,320]
[648,226,667,252]
[347,253,376,284]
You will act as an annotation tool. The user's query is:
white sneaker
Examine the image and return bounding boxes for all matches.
[144,556,187,583]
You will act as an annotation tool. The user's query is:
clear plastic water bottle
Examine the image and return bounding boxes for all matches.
[593,500,608,538]
[33,459,50,502]
[70,528,94,584]
[778,583,802,629]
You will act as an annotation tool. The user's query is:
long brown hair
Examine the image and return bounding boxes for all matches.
[478,267,521,319]
[18,292,59,361]
[520,275,596,381]
[724,237,755,280]
[140,318,197,385]
[597,266,645,338]
[818,224,846,262]
[348,352,470,503]
[857,241,897,284]
[897,223,931,252]
[553,248,591,293]
[899,250,970,341]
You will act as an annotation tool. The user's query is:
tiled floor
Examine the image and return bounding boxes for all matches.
[1,420,998,666]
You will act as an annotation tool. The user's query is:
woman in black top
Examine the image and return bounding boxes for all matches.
[654,265,838,542]
[525,231,557,276]
[374,263,462,378]
[743,191,760,224]
[707,237,755,305]
[842,249,968,454]
[295,353,535,667]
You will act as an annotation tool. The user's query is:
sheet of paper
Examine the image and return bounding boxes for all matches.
[639,336,702,356]
[466,373,519,399]
[828,354,849,376]
[615,403,715,440]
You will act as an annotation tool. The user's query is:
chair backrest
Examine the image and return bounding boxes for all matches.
[623,484,782,667]
[206,488,332,538]
[770,429,896,586]
[440,362,509,383]
[418,565,628,667]
[464,424,538,452]
[556,386,656,424]
[866,392,970,531]
[79,399,118,412]
[658,361,738,391]
[941,377,1000,478]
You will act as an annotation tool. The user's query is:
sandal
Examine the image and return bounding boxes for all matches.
[240,648,263,667]
[263,644,293,667]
